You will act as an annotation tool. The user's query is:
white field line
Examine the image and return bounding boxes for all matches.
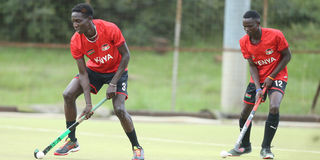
[1,112,320,128]
[1,125,320,155]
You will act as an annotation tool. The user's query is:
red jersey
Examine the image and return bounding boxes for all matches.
[240,28,289,83]
[70,19,126,73]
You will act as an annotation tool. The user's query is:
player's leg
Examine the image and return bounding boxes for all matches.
[105,71,143,159]
[54,78,83,156]
[112,94,136,141]
[239,102,254,148]
[260,90,283,159]
[228,83,255,156]
[228,103,253,156]
[55,68,103,156]
[112,94,144,160]
[260,80,286,159]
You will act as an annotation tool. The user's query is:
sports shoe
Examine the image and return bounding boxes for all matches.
[228,144,252,156]
[132,146,144,160]
[260,147,274,159]
[54,138,80,156]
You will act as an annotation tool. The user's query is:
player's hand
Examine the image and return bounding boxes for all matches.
[255,88,264,103]
[263,77,273,89]
[106,83,117,99]
[80,104,93,120]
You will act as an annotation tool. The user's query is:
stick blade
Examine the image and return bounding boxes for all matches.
[34,149,39,159]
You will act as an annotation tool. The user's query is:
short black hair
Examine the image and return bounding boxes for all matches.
[72,3,94,17]
[243,10,260,19]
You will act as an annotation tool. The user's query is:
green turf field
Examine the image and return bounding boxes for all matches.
[0,113,319,160]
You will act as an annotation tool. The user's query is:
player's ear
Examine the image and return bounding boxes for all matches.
[256,18,261,25]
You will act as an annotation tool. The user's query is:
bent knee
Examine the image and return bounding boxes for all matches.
[240,105,253,119]
[269,104,279,114]
[114,107,127,117]
[63,90,76,102]
[240,112,251,119]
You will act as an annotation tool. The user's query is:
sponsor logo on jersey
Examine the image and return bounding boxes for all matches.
[101,44,110,51]
[265,48,274,55]
[254,57,276,66]
[87,49,95,55]
[94,54,113,64]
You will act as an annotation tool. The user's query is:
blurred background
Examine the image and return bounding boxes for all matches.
[0,0,319,118]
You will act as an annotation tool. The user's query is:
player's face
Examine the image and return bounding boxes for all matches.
[71,12,91,34]
[243,18,260,37]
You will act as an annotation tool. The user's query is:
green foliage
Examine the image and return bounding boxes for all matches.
[180,0,224,47]
[1,0,320,48]
[283,23,320,51]
[0,0,82,43]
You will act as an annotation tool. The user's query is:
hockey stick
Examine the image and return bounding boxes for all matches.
[233,87,267,152]
[34,98,107,159]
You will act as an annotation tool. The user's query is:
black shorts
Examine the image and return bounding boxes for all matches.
[243,80,287,105]
[75,68,128,98]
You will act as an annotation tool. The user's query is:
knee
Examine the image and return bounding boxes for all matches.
[240,111,250,119]
[114,107,127,119]
[63,90,75,103]
[269,104,279,114]
[240,105,252,119]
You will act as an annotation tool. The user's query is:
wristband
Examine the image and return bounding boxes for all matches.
[268,76,275,80]
[109,83,117,87]
[256,88,262,92]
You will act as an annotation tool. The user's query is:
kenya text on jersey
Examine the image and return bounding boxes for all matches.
[254,57,276,66]
[94,54,113,64]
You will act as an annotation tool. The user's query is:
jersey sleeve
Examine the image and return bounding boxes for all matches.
[240,38,250,59]
[276,31,289,52]
[110,24,125,47]
[70,34,84,59]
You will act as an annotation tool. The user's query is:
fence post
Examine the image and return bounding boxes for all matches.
[263,0,268,27]
[221,0,251,112]
[171,0,183,111]
[311,80,320,114]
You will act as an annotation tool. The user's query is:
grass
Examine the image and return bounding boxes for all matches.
[0,114,319,160]
[0,46,319,114]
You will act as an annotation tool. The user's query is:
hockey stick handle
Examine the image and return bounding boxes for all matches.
[234,87,267,149]
[35,98,107,157]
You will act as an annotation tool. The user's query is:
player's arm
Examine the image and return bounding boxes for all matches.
[248,58,261,89]
[76,57,93,119]
[247,58,263,100]
[263,48,291,88]
[106,42,130,99]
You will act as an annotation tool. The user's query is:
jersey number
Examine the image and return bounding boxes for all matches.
[122,82,126,91]
[274,80,283,88]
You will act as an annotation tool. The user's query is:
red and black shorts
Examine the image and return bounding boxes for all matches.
[243,80,287,105]
[75,68,128,99]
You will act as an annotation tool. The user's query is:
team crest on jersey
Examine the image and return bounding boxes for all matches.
[245,93,252,99]
[265,49,274,55]
[101,44,110,51]
[87,49,95,55]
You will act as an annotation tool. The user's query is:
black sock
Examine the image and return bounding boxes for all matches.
[262,113,279,148]
[126,129,140,148]
[239,118,252,147]
[66,121,77,142]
